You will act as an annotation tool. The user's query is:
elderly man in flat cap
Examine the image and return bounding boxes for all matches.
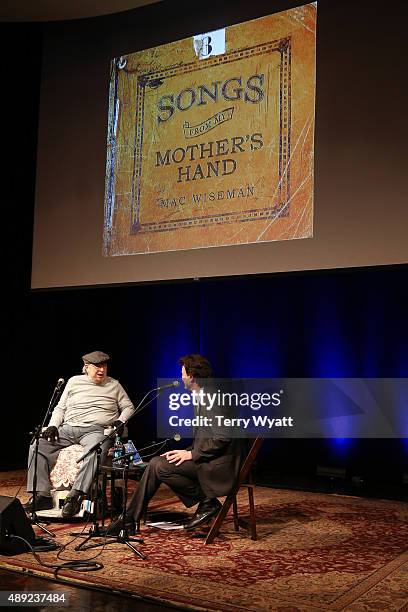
[25,351,135,518]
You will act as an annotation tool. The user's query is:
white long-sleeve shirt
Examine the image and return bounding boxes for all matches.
[48,375,135,428]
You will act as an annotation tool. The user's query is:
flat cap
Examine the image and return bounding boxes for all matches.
[82,351,110,365]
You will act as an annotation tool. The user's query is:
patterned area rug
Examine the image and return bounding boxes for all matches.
[1,471,408,611]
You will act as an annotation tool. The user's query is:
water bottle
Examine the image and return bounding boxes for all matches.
[113,434,123,463]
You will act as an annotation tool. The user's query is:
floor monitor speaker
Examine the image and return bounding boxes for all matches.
[0,495,36,554]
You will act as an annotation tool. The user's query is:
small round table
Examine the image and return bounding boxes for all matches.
[100,459,147,527]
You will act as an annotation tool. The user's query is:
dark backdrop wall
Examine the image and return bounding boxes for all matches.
[1,2,407,499]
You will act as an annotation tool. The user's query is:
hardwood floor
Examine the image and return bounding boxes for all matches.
[0,568,184,611]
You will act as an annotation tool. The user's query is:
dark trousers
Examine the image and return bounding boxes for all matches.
[127,456,205,522]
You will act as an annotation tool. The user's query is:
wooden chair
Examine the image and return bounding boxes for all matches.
[205,436,263,544]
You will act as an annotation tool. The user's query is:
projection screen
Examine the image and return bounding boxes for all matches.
[31,1,408,288]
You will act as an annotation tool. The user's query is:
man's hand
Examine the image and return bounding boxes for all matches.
[161,450,192,466]
[42,426,59,443]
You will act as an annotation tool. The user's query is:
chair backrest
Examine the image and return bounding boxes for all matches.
[234,436,264,492]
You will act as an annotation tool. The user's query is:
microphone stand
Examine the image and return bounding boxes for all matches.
[28,381,64,537]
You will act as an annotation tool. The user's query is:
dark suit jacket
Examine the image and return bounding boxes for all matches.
[189,384,246,497]
[192,436,245,497]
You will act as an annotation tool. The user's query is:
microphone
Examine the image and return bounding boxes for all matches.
[173,433,181,442]
[56,378,65,390]
[132,381,181,417]
[154,381,180,392]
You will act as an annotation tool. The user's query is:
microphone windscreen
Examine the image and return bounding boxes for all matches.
[172,380,180,387]
[173,433,182,442]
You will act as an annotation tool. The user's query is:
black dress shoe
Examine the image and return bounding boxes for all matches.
[61,494,83,518]
[184,499,222,530]
[24,495,53,513]
[106,516,136,536]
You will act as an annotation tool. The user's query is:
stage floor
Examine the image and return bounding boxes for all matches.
[1,470,408,611]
